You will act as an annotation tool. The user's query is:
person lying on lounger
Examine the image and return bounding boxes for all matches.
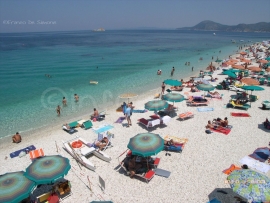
[93,137,109,151]
[207,91,220,96]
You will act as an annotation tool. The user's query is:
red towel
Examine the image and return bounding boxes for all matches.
[211,127,231,135]
[231,112,250,117]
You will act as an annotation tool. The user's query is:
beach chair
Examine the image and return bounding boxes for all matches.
[62,125,76,134]
[259,78,265,85]
[262,100,270,110]
[216,84,223,90]
[94,131,114,151]
[69,121,79,128]
[249,95,258,102]
[230,100,250,110]
[82,120,93,129]
[187,98,209,106]
[134,169,155,183]
[29,148,44,159]
[137,118,160,128]
[178,111,194,120]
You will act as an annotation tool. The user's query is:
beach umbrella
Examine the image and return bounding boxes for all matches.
[127,133,164,157]
[164,79,182,86]
[163,93,185,103]
[196,84,215,98]
[223,70,237,79]
[248,147,270,162]
[265,57,270,61]
[240,78,260,86]
[227,169,270,202]
[144,100,168,111]
[24,155,71,185]
[239,52,247,55]
[232,64,245,70]
[266,62,270,67]
[247,66,262,72]
[215,59,223,63]
[241,86,264,91]
[0,171,36,203]
[119,93,138,103]
[266,68,270,72]
[259,59,268,64]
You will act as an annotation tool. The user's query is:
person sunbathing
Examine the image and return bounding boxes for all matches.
[94,137,109,151]
[128,157,143,179]
[205,120,215,129]
[63,123,71,130]
[208,91,220,96]
[220,117,229,127]
[91,108,99,120]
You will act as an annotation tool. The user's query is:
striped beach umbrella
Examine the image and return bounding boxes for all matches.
[0,171,36,203]
[145,100,168,111]
[24,155,71,185]
[127,133,164,157]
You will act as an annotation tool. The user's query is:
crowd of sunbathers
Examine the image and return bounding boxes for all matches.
[205,117,229,129]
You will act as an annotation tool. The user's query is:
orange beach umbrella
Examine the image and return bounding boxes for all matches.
[241,78,259,86]
[247,66,262,72]
[239,52,247,55]
[258,59,268,64]
[232,64,245,70]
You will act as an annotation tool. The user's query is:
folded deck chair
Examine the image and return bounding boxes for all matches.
[29,148,44,159]
[137,118,160,128]
[230,100,250,110]
[82,120,93,129]
[178,112,194,120]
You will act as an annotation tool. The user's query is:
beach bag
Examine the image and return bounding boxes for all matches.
[205,130,212,134]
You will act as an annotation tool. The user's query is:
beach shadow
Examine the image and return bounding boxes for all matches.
[258,124,270,133]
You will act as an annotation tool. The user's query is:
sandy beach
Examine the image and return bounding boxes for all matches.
[1,44,270,203]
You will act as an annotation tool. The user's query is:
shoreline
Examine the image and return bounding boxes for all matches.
[1,41,270,202]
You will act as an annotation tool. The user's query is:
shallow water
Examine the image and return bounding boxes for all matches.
[0,30,268,137]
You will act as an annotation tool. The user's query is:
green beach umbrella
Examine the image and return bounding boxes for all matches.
[265,57,270,61]
[241,86,264,91]
[0,171,36,203]
[127,133,164,157]
[228,69,241,73]
[266,62,270,66]
[164,79,182,86]
[24,155,71,185]
[223,70,237,79]
[145,100,169,111]
[196,84,215,91]
[163,93,185,103]
[227,169,270,202]
[215,59,223,62]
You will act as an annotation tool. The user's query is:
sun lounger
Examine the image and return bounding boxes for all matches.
[262,100,270,110]
[137,118,160,128]
[187,97,209,106]
[62,125,76,134]
[69,121,79,128]
[82,120,93,129]
[134,169,155,183]
[96,131,114,151]
[29,148,44,159]
[229,100,250,110]
[178,112,194,120]
[154,168,171,178]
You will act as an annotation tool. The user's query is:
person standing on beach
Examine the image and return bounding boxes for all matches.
[125,103,132,127]
[74,94,79,102]
[62,97,67,106]
[161,82,166,94]
[171,67,175,76]
[56,105,61,116]
[192,67,194,71]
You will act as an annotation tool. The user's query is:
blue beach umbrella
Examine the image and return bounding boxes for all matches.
[0,171,36,203]
[227,169,270,202]
[164,79,182,86]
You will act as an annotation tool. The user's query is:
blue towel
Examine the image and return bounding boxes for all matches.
[10,145,36,158]
[93,125,114,134]
[132,109,148,113]
[197,107,214,112]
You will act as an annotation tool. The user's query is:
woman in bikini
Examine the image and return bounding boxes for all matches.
[56,105,61,116]
[161,82,165,94]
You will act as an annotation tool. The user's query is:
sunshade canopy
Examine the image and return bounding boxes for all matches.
[241,86,264,91]
[144,100,169,111]
[0,171,36,203]
[127,133,164,157]
[163,93,185,103]
[227,169,270,202]
[164,79,182,86]
[24,155,71,184]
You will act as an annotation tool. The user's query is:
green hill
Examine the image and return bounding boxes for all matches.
[177,20,270,32]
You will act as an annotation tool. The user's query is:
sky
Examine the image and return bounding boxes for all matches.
[0,0,269,33]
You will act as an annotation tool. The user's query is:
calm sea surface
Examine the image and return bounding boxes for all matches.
[0,30,269,138]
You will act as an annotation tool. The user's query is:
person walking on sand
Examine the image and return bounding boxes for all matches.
[56,105,61,116]
[62,97,67,106]
[171,67,175,77]
[74,94,79,102]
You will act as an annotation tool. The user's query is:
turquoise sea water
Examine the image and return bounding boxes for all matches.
[0,30,269,138]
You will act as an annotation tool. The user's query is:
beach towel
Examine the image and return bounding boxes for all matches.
[115,117,126,123]
[197,107,214,112]
[210,127,231,135]
[239,156,270,173]
[230,112,251,117]
[132,109,148,113]
[93,125,114,134]
[10,145,36,158]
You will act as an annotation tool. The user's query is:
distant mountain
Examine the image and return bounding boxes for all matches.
[177,20,270,32]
